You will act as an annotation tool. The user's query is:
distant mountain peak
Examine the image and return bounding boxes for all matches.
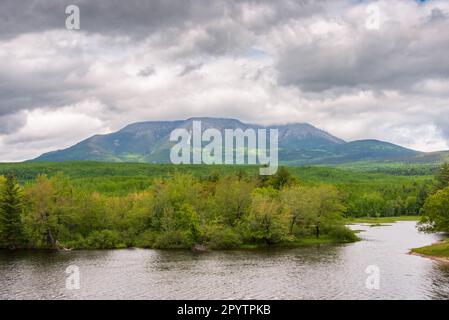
[32,117,420,165]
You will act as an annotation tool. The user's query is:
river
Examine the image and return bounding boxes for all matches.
[1,221,448,299]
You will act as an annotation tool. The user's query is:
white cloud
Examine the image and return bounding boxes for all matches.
[0,101,111,161]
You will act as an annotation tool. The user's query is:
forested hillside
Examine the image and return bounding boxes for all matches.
[0,162,436,250]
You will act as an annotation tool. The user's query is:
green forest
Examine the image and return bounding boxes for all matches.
[0,162,447,251]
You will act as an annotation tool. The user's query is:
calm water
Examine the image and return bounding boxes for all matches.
[1,221,449,300]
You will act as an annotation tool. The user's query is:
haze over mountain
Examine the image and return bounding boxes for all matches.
[32,117,448,166]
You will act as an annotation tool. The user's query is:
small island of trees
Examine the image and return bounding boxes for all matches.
[0,167,357,250]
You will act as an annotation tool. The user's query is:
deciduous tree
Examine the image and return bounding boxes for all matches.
[419,186,449,233]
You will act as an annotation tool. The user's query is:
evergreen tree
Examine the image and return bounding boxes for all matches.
[269,166,295,190]
[0,173,24,249]
[436,163,449,190]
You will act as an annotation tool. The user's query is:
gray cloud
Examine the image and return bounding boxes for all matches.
[0,0,328,39]
[275,4,449,93]
[178,62,203,77]
[0,112,27,134]
[137,65,156,77]
[0,0,207,40]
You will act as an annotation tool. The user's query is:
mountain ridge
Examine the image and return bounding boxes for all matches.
[33,117,435,165]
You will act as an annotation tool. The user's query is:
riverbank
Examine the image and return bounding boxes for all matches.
[0,234,360,252]
[411,239,449,263]
[348,215,420,224]
[236,236,360,250]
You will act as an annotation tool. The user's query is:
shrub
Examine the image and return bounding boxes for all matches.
[153,230,194,249]
[60,234,86,249]
[135,230,158,248]
[327,225,359,242]
[85,230,126,249]
[204,226,242,249]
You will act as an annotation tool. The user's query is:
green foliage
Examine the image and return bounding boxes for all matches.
[22,174,74,249]
[153,230,195,249]
[203,225,242,249]
[0,174,25,249]
[265,166,296,190]
[418,163,449,234]
[309,185,346,238]
[213,175,253,226]
[435,162,449,190]
[134,230,158,248]
[280,186,318,235]
[350,192,385,218]
[85,230,125,249]
[241,188,290,245]
[151,173,202,241]
[326,225,359,242]
[0,162,430,250]
[280,184,347,239]
[418,186,449,233]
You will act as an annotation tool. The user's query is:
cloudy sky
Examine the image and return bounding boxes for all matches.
[1,0,448,161]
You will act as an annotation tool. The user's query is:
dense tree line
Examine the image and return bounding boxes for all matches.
[345,184,429,218]
[0,168,358,250]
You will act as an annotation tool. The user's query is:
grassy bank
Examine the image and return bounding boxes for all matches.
[349,216,420,224]
[411,239,449,260]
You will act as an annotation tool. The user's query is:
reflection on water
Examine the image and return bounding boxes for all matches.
[1,222,448,299]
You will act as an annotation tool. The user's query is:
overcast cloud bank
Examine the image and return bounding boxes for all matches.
[1,0,448,161]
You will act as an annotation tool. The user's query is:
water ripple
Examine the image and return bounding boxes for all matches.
[1,222,448,299]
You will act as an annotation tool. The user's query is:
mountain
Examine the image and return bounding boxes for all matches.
[33,117,423,165]
[286,139,420,165]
